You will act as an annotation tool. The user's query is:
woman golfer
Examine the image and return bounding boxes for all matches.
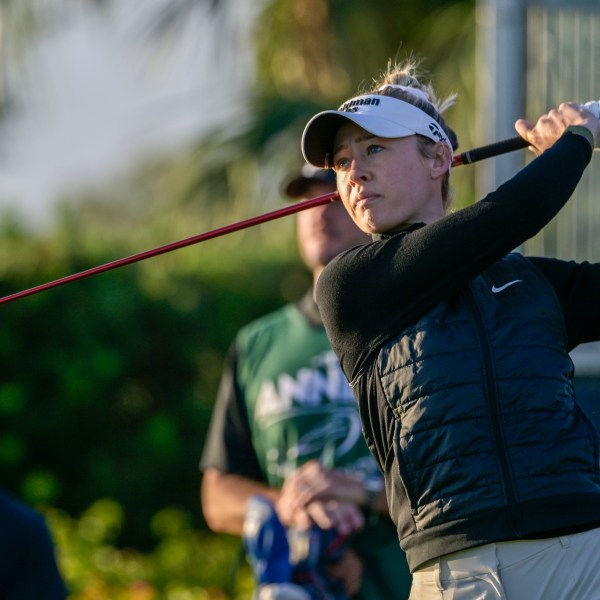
[297,58,600,599]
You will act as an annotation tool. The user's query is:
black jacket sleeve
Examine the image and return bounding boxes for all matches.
[529,257,600,349]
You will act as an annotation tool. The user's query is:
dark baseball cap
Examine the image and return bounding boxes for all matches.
[283,164,337,199]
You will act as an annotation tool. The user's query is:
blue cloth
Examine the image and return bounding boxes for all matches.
[0,489,67,599]
[243,495,292,585]
[243,495,348,600]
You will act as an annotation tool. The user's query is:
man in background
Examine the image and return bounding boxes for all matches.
[200,165,411,599]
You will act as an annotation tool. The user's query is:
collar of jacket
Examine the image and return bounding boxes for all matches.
[371,222,424,241]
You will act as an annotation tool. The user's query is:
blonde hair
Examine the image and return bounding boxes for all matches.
[365,58,459,210]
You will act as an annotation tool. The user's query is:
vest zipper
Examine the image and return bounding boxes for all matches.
[464,285,519,530]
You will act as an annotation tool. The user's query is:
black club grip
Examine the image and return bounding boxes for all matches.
[453,136,529,166]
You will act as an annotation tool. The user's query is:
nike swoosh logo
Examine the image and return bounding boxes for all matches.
[491,279,523,293]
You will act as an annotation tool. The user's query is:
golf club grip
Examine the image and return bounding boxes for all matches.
[453,136,529,167]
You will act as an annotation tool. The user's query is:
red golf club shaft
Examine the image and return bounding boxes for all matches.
[0,192,339,305]
[0,136,528,305]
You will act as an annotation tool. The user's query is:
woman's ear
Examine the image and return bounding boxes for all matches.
[430,143,452,178]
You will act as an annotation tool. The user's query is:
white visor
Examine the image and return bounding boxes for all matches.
[301,94,453,168]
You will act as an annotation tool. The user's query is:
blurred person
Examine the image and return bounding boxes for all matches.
[200,165,412,600]
[0,488,67,599]
[300,57,600,599]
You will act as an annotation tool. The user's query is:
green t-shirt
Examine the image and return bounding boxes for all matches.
[201,292,411,599]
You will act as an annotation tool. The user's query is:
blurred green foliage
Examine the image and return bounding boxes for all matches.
[0,211,304,596]
[0,220,305,549]
[45,499,254,599]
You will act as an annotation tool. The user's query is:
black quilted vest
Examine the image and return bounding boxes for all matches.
[374,253,600,571]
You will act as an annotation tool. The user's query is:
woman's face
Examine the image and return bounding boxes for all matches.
[332,121,446,234]
[296,181,369,271]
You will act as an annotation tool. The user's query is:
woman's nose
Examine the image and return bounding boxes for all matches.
[348,159,369,185]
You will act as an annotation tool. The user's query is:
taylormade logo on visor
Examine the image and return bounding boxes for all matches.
[428,122,445,143]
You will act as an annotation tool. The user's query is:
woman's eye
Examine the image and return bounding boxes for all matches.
[334,157,350,171]
[367,144,383,155]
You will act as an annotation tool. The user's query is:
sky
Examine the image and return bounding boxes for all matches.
[0,0,258,229]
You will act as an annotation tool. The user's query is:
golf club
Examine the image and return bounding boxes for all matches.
[0,119,594,306]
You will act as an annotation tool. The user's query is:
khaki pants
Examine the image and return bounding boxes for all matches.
[410,527,600,599]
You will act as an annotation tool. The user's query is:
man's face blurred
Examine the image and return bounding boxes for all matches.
[296,181,370,271]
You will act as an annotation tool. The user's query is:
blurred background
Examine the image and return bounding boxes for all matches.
[0,0,598,598]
